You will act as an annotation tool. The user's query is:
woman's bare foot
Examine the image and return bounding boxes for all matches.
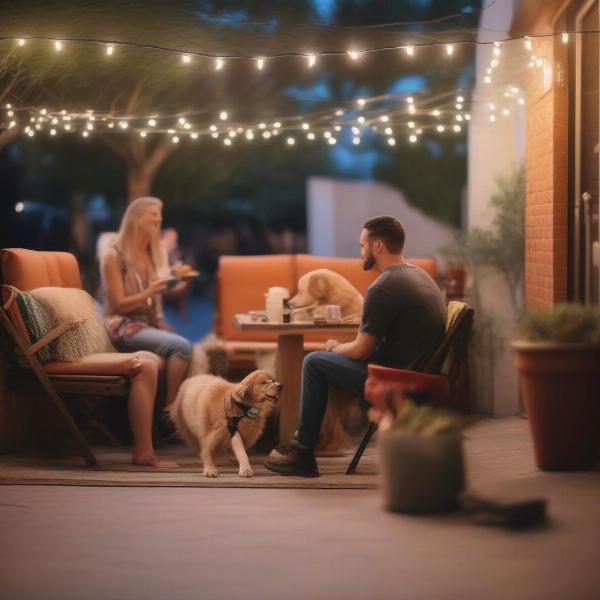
[132,451,179,469]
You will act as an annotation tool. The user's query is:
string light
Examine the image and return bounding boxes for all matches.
[307,132,315,140]
[224,137,232,146]
[219,111,228,120]
[118,121,128,129]
[327,137,336,145]
[246,130,254,140]
[436,125,445,132]
[286,136,295,145]
[172,135,180,143]
[446,44,454,56]
[302,123,310,130]
[353,136,360,145]
[50,128,56,136]
[82,130,89,138]
[148,119,156,127]
[54,40,63,51]
[387,138,396,146]
[348,50,360,61]
[106,45,114,56]
[404,46,414,56]
[307,54,317,67]
[256,57,265,70]
[262,131,271,139]
[357,98,366,108]
[17,38,25,46]
[139,130,147,137]
[215,58,224,70]
[190,132,199,139]
[409,134,417,143]
[562,33,569,44]
[181,54,192,64]
[524,37,533,51]
[453,124,461,132]
[408,121,415,128]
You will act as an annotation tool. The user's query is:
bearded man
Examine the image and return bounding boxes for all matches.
[264,215,446,477]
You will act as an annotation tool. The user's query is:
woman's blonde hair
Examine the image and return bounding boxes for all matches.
[113,196,165,271]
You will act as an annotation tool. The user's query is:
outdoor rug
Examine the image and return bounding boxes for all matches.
[0,445,379,489]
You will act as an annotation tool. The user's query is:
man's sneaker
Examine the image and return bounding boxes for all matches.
[263,442,319,477]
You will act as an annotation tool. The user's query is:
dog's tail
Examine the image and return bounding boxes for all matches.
[169,386,200,450]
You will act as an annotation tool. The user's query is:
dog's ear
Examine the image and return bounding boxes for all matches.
[234,372,258,402]
[308,273,328,299]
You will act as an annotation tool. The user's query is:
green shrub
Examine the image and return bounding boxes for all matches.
[517,303,600,344]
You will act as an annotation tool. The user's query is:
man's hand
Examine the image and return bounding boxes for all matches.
[325,339,340,352]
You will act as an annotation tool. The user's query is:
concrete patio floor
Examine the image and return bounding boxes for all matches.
[1,418,599,600]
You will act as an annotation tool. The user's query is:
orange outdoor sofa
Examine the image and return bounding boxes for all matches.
[0,248,145,466]
[214,253,438,365]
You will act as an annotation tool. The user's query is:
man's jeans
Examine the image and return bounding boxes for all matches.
[295,351,368,450]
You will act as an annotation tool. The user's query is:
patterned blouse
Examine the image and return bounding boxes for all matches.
[105,247,165,341]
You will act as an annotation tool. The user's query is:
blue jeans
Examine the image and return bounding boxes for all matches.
[115,327,192,360]
[295,351,368,450]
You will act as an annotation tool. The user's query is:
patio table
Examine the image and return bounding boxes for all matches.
[233,314,359,445]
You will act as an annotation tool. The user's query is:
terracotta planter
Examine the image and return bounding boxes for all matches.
[379,430,465,513]
[513,341,600,470]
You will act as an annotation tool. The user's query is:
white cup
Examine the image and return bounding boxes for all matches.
[266,298,284,323]
[266,286,289,299]
[325,305,342,323]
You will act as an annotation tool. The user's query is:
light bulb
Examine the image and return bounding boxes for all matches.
[286,137,295,145]
[302,123,310,130]
[256,57,265,70]
[406,96,414,104]
[562,33,569,44]
[17,38,25,46]
[307,54,316,67]
[432,109,440,117]
[387,138,396,146]
[455,103,463,110]
[489,115,496,122]
[348,50,359,60]
[209,125,217,132]
[273,122,282,128]
[353,136,360,145]
[211,132,219,138]
[246,130,254,140]
[524,38,532,51]
[323,131,331,139]
[307,132,315,140]
[334,125,341,132]
[408,121,415,128]
[408,105,415,114]
[190,132,198,139]
[182,54,191,64]
[224,138,232,146]
[357,98,366,108]
[148,119,157,127]
[118,121,128,129]
[335,110,344,116]
[184,123,191,129]
[327,137,336,145]
[384,127,393,135]
[140,131,147,137]
[436,125,445,132]
[446,44,454,56]
[54,40,63,51]
[50,128,56,136]
[404,46,414,56]
[464,114,471,121]
[82,131,89,138]
[352,126,360,135]
[262,131,271,139]
[86,123,93,130]
[484,76,492,84]
[456,115,463,122]
[7,110,13,117]
[219,111,228,120]
[453,125,461,132]
[172,136,180,143]
[493,46,501,57]
[215,58,224,70]
[106,45,114,56]
[409,134,417,143]
[358,116,365,124]
[380,115,389,122]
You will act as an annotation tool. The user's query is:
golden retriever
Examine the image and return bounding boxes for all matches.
[289,268,363,322]
[169,370,282,477]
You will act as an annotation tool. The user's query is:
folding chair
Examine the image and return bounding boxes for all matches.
[1,248,142,467]
[346,301,475,475]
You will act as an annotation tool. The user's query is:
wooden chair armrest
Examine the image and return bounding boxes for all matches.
[26,318,86,356]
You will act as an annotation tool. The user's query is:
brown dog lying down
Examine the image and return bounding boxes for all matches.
[169,370,283,478]
[289,268,363,322]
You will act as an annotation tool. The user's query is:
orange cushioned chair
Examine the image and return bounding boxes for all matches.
[0,248,145,467]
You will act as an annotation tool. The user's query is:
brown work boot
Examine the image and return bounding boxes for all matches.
[264,441,319,477]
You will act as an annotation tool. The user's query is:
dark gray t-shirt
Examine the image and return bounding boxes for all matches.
[360,264,446,369]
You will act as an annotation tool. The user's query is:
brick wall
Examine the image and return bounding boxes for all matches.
[524,36,569,308]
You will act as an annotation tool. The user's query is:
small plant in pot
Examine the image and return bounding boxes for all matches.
[513,304,600,470]
[379,399,472,514]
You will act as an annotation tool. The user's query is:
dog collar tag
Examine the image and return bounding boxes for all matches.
[246,406,260,418]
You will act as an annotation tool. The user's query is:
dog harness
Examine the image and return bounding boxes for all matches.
[227,396,261,437]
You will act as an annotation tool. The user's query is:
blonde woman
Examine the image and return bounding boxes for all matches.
[101,197,192,440]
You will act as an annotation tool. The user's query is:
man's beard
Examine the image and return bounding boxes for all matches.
[363,254,376,271]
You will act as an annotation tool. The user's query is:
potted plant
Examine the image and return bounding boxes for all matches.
[379,399,472,514]
[513,304,600,470]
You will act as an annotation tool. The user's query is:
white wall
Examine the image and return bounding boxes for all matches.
[307,177,456,259]
[467,0,525,416]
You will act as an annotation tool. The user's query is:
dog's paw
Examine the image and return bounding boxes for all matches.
[239,465,254,478]
[203,466,219,478]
